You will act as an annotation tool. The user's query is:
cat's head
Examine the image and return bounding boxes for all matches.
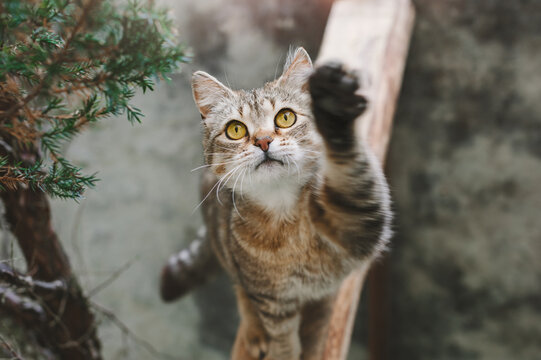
[191,48,322,209]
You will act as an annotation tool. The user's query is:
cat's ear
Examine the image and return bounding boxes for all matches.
[192,71,234,118]
[278,47,313,88]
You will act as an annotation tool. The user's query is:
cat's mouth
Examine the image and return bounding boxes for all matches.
[255,155,284,169]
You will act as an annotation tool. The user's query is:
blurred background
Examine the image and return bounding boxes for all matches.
[35,0,541,359]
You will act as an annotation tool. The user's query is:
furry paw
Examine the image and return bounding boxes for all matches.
[309,62,367,150]
[247,332,269,360]
[232,322,270,360]
[309,62,367,121]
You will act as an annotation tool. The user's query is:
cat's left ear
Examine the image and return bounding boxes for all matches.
[278,47,313,89]
[192,71,234,118]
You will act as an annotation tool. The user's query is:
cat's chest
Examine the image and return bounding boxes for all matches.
[230,211,351,299]
[231,209,321,262]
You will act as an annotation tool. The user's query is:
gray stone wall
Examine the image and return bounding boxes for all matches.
[387,1,541,359]
[3,0,539,359]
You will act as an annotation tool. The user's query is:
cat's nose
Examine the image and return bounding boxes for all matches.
[254,136,273,152]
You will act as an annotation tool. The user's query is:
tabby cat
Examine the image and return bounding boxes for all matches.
[161,48,392,360]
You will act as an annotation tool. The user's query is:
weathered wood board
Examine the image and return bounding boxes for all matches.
[317,0,415,359]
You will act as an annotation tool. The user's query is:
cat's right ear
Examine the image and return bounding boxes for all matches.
[278,47,313,89]
[191,71,234,118]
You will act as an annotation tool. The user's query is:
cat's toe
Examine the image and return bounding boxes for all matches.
[246,331,269,360]
[337,72,358,93]
[312,61,344,84]
[309,62,358,95]
[309,62,367,122]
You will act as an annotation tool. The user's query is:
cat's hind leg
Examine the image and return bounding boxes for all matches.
[160,227,222,302]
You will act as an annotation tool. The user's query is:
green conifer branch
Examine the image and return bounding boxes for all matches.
[0,0,189,200]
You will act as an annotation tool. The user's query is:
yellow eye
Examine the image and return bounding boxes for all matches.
[226,121,247,140]
[275,109,296,128]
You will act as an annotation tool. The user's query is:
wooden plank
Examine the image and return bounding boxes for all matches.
[317,0,415,359]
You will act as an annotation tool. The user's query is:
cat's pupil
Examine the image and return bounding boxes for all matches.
[284,114,288,120]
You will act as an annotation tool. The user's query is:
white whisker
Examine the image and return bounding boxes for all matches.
[301,150,322,155]
[213,144,237,151]
[284,156,291,174]
[192,161,245,213]
[239,167,248,200]
[223,67,232,88]
[231,166,245,220]
[192,175,225,214]
[274,52,284,80]
[292,158,301,182]
[191,158,243,172]
[216,163,244,205]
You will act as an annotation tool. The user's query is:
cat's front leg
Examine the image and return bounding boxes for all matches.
[260,309,302,360]
[233,287,270,360]
[308,62,392,259]
[309,62,367,154]
[234,288,302,360]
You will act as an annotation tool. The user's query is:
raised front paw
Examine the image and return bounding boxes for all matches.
[309,62,367,150]
[309,62,367,121]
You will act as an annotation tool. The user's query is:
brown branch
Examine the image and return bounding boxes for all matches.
[0,188,71,280]
[0,285,47,326]
[91,301,181,360]
[0,126,40,146]
[2,0,100,121]
[0,175,27,191]
[0,263,67,297]
[51,83,92,94]
[88,256,137,298]
[52,72,109,94]
[0,123,102,360]
[0,334,25,360]
[0,185,102,360]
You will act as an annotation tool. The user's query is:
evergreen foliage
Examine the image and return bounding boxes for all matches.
[0,0,188,199]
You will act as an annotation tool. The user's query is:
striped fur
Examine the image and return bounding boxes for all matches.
[191,48,392,360]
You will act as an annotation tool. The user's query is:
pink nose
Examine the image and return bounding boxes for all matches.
[254,136,273,152]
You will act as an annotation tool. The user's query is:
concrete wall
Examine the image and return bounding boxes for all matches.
[387,1,541,359]
[6,0,539,359]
